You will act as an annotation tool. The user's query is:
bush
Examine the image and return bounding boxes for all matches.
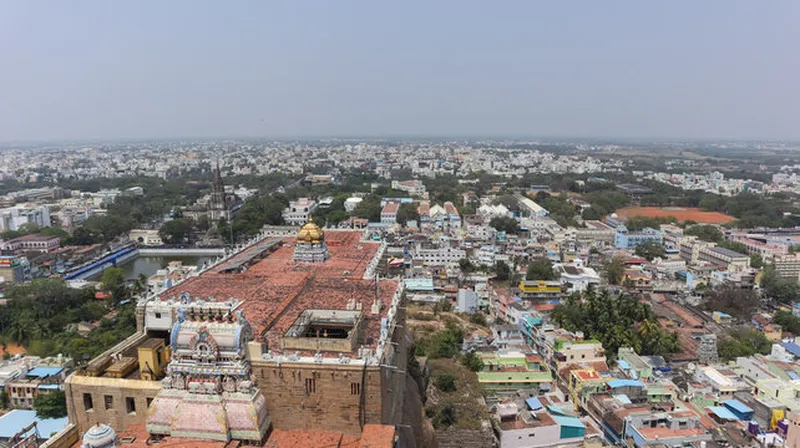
[433,403,458,428]
[461,351,485,372]
[469,312,488,327]
[435,373,457,392]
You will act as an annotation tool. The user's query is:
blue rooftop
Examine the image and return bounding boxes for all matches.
[27,366,64,378]
[723,399,754,415]
[37,384,62,390]
[552,415,586,429]
[780,342,800,358]
[708,406,739,421]
[613,394,632,405]
[0,409,68,439]
[526,397,543,411]
[546,404,569,416]
[607,379,644,389]
[403,278,434,291]
[617,360,631,370]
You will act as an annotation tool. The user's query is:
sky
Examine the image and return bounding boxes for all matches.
[1,1,798,142]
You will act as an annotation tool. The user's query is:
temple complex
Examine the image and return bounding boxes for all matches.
[58,221,412,447]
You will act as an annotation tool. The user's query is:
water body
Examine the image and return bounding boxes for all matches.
[87,255,216,281]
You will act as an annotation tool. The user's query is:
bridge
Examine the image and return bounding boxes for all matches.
[138,247,226,256]
[63,244,139,280]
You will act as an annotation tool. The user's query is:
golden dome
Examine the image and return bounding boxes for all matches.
[297,218,324,243]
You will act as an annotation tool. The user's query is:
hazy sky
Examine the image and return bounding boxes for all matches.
[1,1,798,141]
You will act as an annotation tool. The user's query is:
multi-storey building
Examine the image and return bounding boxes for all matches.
[575,220,615,247]
[380,201,399,224]
[391,179,426,197]
[614,226,662,249]
[774,253,800,281]
[282,197,318,225]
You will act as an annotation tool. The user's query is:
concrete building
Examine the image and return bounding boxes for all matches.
[518,196,549,218]
[774,253,800,281]
[456,288,479,314]
[380,201,399,224]
[0,234,61,253]
[414,245,466,267]
[129,229,163,246]
[391,179,426,197]
[576,220,615,247]
[0,204,51,232]
[553,260,600,293]
[282,197,318,225]
[697,246,750,272]
[614,226,662,249]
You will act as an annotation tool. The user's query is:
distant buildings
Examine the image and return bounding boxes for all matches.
[0,204,51,232]
[380,201,399,224]
[391,179,427,197]
[614,226,662,249]
[282,197,318,225]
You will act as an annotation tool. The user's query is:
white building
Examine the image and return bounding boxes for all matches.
[414,245,466,266]
[0,205,51,232]
[518,196,548,218]
[129,229,164,246]
[553,259,600,293]
[456,289,479,314]
[391,180,427,197]
[381,202,399,224]
[282,198,318,225]
[344,197,363,213]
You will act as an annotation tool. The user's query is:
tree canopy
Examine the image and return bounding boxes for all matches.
[526,258,557,281]
[489,216,520,234]
[551,290,680,359]
[634,241,666,262]
[34,390,67,419]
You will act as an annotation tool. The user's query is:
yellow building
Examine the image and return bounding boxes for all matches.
[518,280,562,301]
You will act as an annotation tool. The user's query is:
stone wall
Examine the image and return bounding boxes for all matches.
[251,361,384,434]
[65,374,161,434]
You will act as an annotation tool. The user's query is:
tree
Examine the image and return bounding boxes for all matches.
[702,285,760,321]
[761,265,800,304]
[34,390,67,419]
[433,402,457,428]
[460,351,485,372]
[396,203,420,226]
[635,241,666,262]
[459,258,476,273]
[353,195,382,222]
[489,216,520,234]
[526,258,556,281]
[435,374,457,392]
[684,225,724,243]
[159,218,194,245]
[603,257,626,285]
[493,260,510,281]
[718,328,771,361]
[101,267,128,302]
[550,289,680,359]
[774,310,800,335]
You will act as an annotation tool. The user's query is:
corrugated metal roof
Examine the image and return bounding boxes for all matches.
[708,406,739,420]
[723,399,753,415]
[607,379,644,389]
[551,415,586,429]
[526,397,543,410]
[0,409,68,438]
[27,366,64,378]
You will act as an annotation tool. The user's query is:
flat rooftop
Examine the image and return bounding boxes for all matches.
[158,232,397,357]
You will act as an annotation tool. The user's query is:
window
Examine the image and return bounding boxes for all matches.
[155,312,162,319]
[304,377,316,395]
[104,395,113,410]
[83,393,93,411]
[351,382,361,396]
[126,397,136,414]
[146,397,153,408]
[581,354,586,359]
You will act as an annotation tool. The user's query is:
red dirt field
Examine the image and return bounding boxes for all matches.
[615,207,735,224]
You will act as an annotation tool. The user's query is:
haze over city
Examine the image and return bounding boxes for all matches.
[1,0,799,142]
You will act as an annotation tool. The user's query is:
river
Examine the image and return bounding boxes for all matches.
[87,255,216,281]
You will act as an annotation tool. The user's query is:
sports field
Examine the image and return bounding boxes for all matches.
[615,207,736,224]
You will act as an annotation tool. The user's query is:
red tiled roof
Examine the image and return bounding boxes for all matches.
[158,232,397,357]
[381,202,399,214]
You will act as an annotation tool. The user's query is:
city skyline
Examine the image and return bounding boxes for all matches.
[1,1,799,141]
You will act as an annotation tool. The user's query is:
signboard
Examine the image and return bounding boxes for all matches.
[0,256,19,267]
